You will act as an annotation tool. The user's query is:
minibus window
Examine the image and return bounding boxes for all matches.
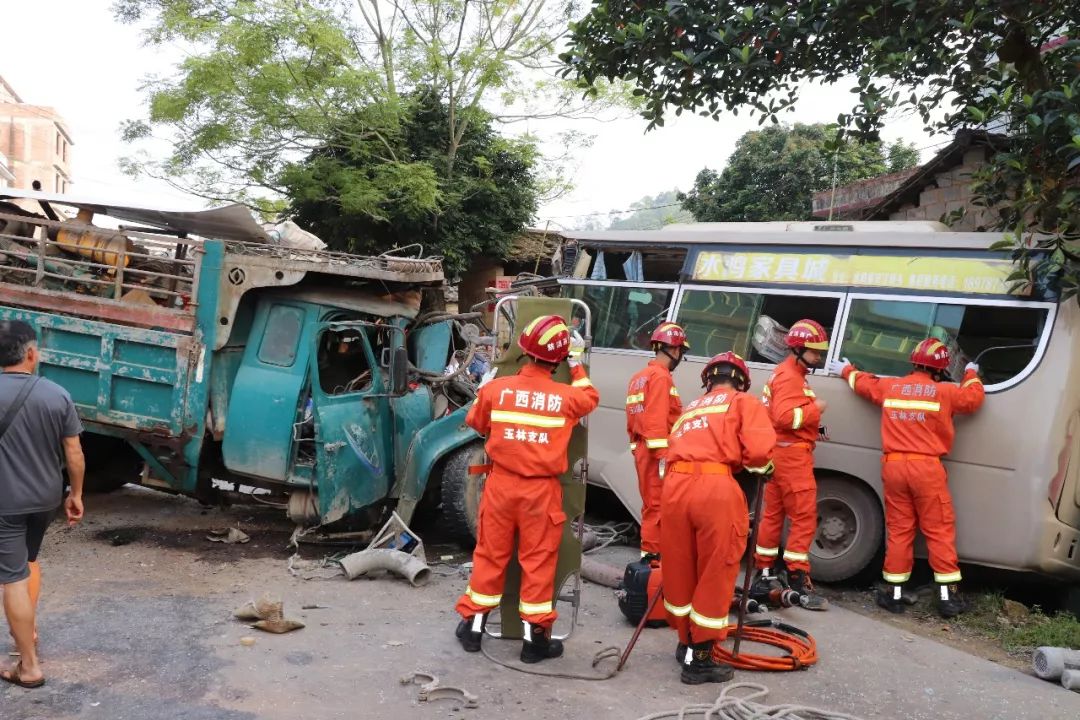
[562,283,675,351]
[841,299,1047,385]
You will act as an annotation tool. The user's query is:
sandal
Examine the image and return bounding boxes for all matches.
[1,662,45,689]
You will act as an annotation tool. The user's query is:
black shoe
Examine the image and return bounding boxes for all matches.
[520,624,564,664]
[876,584,905,614]
[749,569,783,604]
[937,584,968,619]
[456,614,486,653]
[680,641,734,685]
[675,642,687,665]
[788,570,829,611]
[641,552,661,567]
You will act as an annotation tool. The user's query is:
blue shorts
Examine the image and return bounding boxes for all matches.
[0,510,56,585]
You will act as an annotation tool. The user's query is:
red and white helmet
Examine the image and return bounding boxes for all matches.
[518,314,571,364]
[701,351,751,392]
[786,319,829,351]
[910,338,951,371]
[650,322,690,350]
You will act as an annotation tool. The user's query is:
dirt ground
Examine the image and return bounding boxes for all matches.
[4,487,1080,720]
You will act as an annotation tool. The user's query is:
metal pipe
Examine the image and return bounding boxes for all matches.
[733,473,768,658]
[338,549,432,587]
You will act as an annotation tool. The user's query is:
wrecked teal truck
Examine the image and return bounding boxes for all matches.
[0,191,483,531]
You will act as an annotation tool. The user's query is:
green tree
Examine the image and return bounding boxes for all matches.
[114,0,625,255]
[283,92,538,272]
[678,124,918,222]
[608,190,692,229]
[562,2,1080,300]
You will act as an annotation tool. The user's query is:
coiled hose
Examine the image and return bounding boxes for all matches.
[716,618,819,672]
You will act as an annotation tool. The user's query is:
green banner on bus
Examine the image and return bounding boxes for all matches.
[691,250,1025,296]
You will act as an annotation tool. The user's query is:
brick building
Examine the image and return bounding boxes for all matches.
[812,130,1008,230]
[0,74,74,193]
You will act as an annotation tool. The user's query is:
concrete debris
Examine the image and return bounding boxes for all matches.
[1001,599,1030,623]
[207,528,251,544]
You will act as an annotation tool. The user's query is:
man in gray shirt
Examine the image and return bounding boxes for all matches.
[0,320,85,689]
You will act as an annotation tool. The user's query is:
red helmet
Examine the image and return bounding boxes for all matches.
[786,319,829,351]
[910,338,951,371]
[650,322,690,349]
[701,351,751,392]
[518,314,571,364]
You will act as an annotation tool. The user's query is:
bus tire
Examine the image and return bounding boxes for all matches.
[810,475,884,583]
[439,441,486,545]
[81,435,142,494]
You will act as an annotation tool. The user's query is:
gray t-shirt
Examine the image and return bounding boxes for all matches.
[0,372,83,514]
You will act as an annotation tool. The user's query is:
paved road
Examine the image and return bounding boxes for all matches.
[3,490,1079,720]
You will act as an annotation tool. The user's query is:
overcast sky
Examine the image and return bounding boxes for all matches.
[1,0,941,228]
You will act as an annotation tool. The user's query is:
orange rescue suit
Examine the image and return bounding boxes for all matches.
[455,362,599,627]
[754,355,821,573]
[626,360,682,555]
[661,389,775,645]
[843,365,985,585]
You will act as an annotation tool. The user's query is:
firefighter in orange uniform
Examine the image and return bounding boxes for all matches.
[662,352,776,684]
[625,322,688,559]
[752,319,830,610]
[455,315,600,663]
[831,339,984,618]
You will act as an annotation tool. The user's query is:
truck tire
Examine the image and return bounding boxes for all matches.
[81,436,143,494]
[810,475,884,583]
[439,441,486,544]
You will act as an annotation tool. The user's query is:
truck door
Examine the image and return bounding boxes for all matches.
[308,322,394,524]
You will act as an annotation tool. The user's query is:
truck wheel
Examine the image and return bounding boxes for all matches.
[810,475,884,583]
[82,436,143,494]
[440,441,486,544]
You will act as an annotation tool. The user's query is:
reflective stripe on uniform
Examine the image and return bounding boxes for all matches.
[962,377,982,388]
[755,545,779,557]
[848,371,859,390]
[882,571,911,584]
[882,399,941,412]
[572,377,593,388]
[629,442,638,451]
[664,600,691,617]
[670,387,680,397]
[803,388,816,397]
[671,404,730,430]
[762,385,772,397]
[467,586,502,607]
[745,461,774,475]
[490,410,567,428]
[519,599,553,615]
[792,407,804,430]
[626,393,645,405]
[783,550,809,562]
[690,608,729,630]
[934,571,962,584]
[645,438,668,449]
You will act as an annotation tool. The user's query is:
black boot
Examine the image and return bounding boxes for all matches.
[749,568,783,604]
[876,583,905,614]
[520,624,564,664]
[937,583,968,619]
[675,642,687,665]
[455,613,486,653]
[788,570,829,611]
[641,552,661,567]
[680,641,734,685]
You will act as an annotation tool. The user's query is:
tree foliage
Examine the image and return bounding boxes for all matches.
[607,190,693,229]
[678,123,918,222]
[562,2,1080,301]
[283,92,538,272]
[114,0,624,261]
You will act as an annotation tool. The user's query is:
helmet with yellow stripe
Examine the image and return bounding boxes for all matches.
[785,319,829,351]
[518,314,571,364]
[910,338,951,371]
[701,351,751,392]
[650,322,689,350]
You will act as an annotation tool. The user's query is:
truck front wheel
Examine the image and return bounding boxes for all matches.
[439,441,486,544]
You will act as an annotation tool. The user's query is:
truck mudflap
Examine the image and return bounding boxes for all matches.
[393,407,479,525]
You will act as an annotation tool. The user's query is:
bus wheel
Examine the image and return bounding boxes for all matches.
[810,476,884,583]
[439,441,486,546]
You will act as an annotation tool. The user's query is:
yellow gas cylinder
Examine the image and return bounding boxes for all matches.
[56,208,132,269]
